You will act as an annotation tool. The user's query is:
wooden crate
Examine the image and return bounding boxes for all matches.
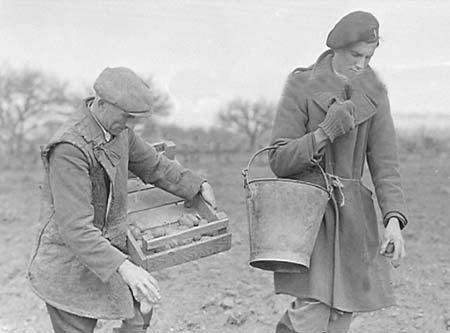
[126,142,231,272]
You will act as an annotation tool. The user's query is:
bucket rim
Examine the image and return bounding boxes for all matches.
[247,177,330,195]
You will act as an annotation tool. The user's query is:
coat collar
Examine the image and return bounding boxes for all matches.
[77,98,109,147]
[76,99,125,172]
[305,50,386,125]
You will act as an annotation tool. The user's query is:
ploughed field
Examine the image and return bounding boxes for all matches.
[0,151,449,332]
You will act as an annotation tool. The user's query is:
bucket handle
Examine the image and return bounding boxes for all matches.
[242,145,332,195]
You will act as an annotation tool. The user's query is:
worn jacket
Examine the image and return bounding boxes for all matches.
[28,99,203,319]
[269,50,408,312]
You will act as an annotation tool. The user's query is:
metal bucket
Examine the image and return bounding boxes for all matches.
[242,146,331,273]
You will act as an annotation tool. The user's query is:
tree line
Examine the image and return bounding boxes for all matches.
[0,66,277,168]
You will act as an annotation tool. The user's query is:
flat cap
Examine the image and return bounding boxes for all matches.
[326,11,379,49]
[93,67,153,115]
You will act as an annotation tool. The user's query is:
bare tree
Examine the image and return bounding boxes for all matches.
[144,75,172,118]
[0,66,74,162]
[217,97,276,150]
[136,75,172,140]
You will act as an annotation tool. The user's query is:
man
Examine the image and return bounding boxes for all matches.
[28,67,217,332]
[269,11,407,333]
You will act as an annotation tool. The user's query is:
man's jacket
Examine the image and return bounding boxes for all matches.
[28,99,203,319]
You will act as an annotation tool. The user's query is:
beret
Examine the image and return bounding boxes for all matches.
[326,11,379,49]
[93,67,153,115]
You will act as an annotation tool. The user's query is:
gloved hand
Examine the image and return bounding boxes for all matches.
[318,100,356,142]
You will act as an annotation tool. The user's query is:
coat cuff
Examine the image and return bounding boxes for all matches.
[383,211,408,230]
[318,117,343,143]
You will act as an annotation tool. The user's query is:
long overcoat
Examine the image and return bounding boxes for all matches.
[269,50,408,312]
[28,100,203,319]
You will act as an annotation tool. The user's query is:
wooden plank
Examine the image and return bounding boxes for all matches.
[128,187,183,213]
[143,219,229,250]
[128,202,193,231]
[126,230,146,266]
[127,179,154,193]
[152,141,176,160]
[143,233,232,272]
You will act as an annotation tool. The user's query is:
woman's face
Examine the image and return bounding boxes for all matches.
[333,41,378,78]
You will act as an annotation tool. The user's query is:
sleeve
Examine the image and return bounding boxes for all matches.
[49,143,127,283]
[366,93,408,229]
[127,129,204,200]
[269,73,321,178]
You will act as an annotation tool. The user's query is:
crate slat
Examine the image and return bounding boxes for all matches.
[127,230,146,265]
[143,219,229,250]
[128,187,183,214]
[142,233,232,272]
[127,179,154,193]
[128,202,191,231]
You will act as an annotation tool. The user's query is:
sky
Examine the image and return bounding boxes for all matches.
[1,0,450,128]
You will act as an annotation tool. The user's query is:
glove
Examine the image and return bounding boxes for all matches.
[318,100,355,142]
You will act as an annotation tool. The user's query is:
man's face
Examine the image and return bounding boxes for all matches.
[333,41,378,78]
[96,100,140,136]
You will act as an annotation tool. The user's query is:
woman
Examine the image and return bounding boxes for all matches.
[269,11,408,333]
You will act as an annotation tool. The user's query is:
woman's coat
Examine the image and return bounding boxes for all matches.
[269,50,407,312]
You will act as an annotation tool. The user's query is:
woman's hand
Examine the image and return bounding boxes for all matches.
[318,100,356,142]
[380,217,406,268]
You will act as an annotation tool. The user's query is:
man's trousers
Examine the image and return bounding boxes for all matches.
[46,301,150,333]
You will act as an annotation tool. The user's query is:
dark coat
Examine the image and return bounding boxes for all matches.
[28,101,203,319]
[269,50,407,312]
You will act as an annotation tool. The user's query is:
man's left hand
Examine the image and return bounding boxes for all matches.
[200,182,217,210]
[380,217,406,268]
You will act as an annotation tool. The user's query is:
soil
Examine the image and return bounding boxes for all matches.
[0,151,449,332]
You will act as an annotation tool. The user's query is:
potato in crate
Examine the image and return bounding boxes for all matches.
[126,157,231,272]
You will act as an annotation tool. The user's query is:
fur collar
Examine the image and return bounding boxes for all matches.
[296,50,387,125]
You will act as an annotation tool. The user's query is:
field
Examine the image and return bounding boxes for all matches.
[0,150,449,333]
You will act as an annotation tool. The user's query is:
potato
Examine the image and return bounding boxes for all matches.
[167,239,178,248]
[177,224,190,231]
[165,226,179,235]
[198,218,208,226]
[178,213,201,227]
[178,238,192,246]
[178,214,193,227]
[129,224,143,240]
[151,226,167,238]
[193,214,202,226]
[192,234,202,241]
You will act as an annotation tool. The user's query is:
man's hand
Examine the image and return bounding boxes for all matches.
[200,181,217,210]
[380,217,406,268]
[118,260,161,307]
